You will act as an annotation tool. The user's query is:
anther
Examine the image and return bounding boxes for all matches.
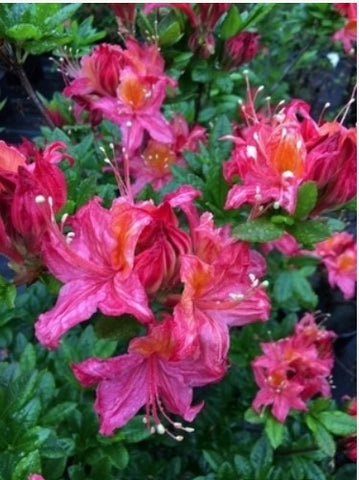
[156,424,166,435]
[35,195,46,204]
[175,435,184,442]
[273,201,280,209]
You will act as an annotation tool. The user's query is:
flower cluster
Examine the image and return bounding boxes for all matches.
[224,90,357,217]
[34,186,270,436]
[63,38,206,194]
[315,232,357,300]
[251,313,336,422]
[0,139,70,284]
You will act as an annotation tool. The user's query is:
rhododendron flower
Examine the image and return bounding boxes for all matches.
[224,93,357,216]
[72,317,222,437]
[129,114,206,195]
[0,140,70,283]
[252,313,336,422]
[28,475,45,480]
[35,197,154,349]
[224,32,260,70]
[314,232,357,299]
[333,3,357,53]
[173,211,270,365]
[304,122,357,213]
[65,39,176,152]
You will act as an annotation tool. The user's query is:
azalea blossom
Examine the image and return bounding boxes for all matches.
[129,114,206,195]
[35,197,154,349]
[332,3,357,53]
[224,92,357,217]
[0,139,70,284]
[72,317,223,437]
[64,39,176,152]
[314,232,357,299]
[252,313,336,422]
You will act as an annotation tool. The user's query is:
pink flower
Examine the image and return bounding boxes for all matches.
[173,212,270,366]
[261,232,303,257]
[314,232,357,299]
[65,39,176,152]
[251,313,336,422]
[333,3,357,53]
[35,197,154,349]
[304,123,357,214]
[224,94,357,217]
[28,475,45,480]
[129,114,206,195]
[0,140,70,283]
[72,317,213,436]
[252,366,307,422]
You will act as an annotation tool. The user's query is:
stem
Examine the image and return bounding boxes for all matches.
[15,63,55,129]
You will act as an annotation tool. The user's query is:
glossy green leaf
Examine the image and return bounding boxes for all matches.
[265,415,285,449]
[293,181,318,219]
[12,450,41,480]
[318,411,357,436]
[220,5,242,39]
[233,219,284,243]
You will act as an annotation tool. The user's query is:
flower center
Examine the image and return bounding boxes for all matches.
[143,141,176,175]
[268,128,304,177]
[337,251,356,273]
[118,75,150,109]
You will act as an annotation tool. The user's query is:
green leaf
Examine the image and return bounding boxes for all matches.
[15,426,51,451]
[273,271,294,304]
[121,415,152,443]
[42,436,75,459]
[233,218,284,243]
[94,314,142,342]
[203,449,222,471]
[6,23,41,41]
[305,414,336,456]
[106,444,129,469]
[292,273,318,310]
[293,181,318,219]
[289,220,331,248]
[301,461,326,480]
[19,343,36,372]
[334,464,357,480]
[265,415,285,449]
[234,454,253,478]
[317,411,357,436]
[191,61,211,83]
[158,16,182,46]
[250,437,273,477]
[12,398,41,428]
[42,401,77,425]
[0,277,16,310]
[12,450,41,480]
[220,5,242,39]
[244,407,266,424]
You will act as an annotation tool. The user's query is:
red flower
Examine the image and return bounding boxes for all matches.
[224,32,260,70]
[314,232,357,300]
